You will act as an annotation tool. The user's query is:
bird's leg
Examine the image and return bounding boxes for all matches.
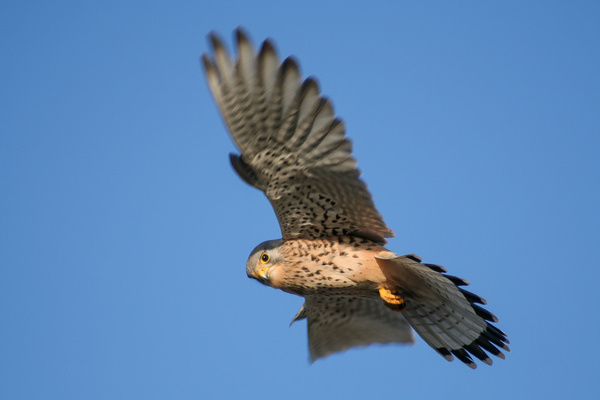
[379,287,407,312]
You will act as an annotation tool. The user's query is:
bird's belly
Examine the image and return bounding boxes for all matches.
[270,241,388,297]
[277,271,379,297]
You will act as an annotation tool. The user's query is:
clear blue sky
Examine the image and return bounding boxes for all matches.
[2,1,599,399]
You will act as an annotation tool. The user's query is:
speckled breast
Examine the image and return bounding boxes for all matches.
[273,236,389,297]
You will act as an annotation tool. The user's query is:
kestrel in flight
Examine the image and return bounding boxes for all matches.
[202,29,509,368]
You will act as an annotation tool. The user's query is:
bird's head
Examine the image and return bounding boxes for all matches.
[246,239,284,287]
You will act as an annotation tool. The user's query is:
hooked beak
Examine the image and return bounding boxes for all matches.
[257,267,270,281]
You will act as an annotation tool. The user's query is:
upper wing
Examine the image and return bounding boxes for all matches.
[202,28,393,243]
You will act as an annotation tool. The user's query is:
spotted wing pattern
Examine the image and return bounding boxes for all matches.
[291,296,414,362]
[202,29,393,243]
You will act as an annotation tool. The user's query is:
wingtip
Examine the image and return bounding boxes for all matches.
[207,30,223,50]
[436,347,454,362]
[403,254,423,263]
[280,56,301,75]
[260,38,277,55]
[423,262,447,273]
[235,26,250,44]
[201,53,213,71]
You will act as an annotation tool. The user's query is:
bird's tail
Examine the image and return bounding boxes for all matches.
[375,253,509,368]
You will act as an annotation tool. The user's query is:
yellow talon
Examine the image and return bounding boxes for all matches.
[379,287,407,312]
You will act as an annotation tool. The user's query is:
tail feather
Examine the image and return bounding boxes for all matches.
[375,254,509,369]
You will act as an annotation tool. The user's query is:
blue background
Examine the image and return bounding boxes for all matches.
[2,1,599,399]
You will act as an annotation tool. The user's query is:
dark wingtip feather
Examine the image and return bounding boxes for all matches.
[256,39,279,85]
[475,335,505,359]
[404,254,423,263]
[208,31,224,51]
[281,56,300,75]
[259,38,277,57]
[459,288,487,305]
[201,53,213,71]
[487,323,508,339]
[464,343,493,366]
[424,263,447,273]
[300,77,320,97]
[451,349,477,369]
[444,274,470,287]
[472,303,499,323]
[482,325,509,350]
[235,27,252,51]
[435,347,454,362]
[234,26,248,41]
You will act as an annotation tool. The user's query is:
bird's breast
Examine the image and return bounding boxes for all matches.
[272,237,389,297]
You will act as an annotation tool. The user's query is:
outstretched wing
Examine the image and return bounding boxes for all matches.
[291,296,414,362]
[202,29,393,243]
[376,254,509,369]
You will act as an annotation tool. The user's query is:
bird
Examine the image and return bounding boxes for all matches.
[202,28,509,368]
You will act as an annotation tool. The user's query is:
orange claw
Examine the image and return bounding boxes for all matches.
[379,287,407,312]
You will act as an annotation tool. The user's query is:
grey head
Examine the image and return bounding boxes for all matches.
[246,239,284,284]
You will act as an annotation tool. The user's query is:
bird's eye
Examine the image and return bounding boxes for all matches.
[260,253,270,264]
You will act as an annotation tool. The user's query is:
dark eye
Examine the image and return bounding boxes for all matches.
[260,253,270,264]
